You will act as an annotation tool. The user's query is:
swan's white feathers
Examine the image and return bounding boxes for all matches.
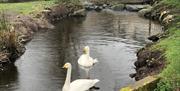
[78,54,98,67]
[62,62,100,91]
[93,58,98,63]
[69,79,99,91]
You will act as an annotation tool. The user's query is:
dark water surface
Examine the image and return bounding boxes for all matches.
[0,11,162,91]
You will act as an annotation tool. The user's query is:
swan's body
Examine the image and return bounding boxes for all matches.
[78,54,98,67]
[78,46,98,78]
[62,63,99,91]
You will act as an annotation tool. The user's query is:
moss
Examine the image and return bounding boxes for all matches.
[120,87,133,91]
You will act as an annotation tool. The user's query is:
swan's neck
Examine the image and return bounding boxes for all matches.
[64,65,72,89]
[85,51,90,56]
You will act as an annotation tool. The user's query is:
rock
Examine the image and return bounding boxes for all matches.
[18,35,31,44]
[148,35,159,42]
[83,1,94,6]
[72,9,86,17]
[129,73,136,78]
[121,76,160,91]
[85,5,95,11]
[84,1,95,11]
[111,4,125,11]
[126,5,151,11]
[103,4,108,8]
[94,6,103,12]
[162,15,174,24]
[159,11,170,21]
[138,7,152,17]
[0,53,9,63]
[42,9,51,13]
[134,58,147,68]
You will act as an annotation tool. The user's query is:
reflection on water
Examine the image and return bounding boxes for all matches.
[0,11,162,91]
[0,64,18,91]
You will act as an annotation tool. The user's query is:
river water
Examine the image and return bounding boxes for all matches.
[0,10,162,91]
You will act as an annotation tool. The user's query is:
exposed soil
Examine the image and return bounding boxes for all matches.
[130,43,166,81]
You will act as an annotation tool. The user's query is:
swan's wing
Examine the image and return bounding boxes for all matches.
[93,58,98,63]
[78,55,86,64]
[69,79,99,91]
[89,57,98,64]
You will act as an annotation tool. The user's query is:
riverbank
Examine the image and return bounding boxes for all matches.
[0,0,84,70]
[132,0,180,90]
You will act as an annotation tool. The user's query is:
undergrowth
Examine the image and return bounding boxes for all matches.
[0,11,18,54]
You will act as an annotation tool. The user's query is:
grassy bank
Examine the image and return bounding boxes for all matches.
[153,21,180,91]
[0,0,57,14]
[151,0,180,90]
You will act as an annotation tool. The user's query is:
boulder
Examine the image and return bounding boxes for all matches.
[138,6,152,17]
[0,53,9,63]
[148,35,159,42]
[126,5,151,11]
[162,15,174,24]
[72,9,86,17]
[111,4,125,11]
[94,6,103,12]
[85,5,95,11]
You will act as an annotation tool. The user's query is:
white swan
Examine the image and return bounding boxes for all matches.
[78,46,98,78]
[62,63,99,91]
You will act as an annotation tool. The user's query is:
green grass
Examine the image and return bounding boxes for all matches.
[151,0,180,90]
[153,17,180,90]
[0,0,57,14]
[157,28,180,77]
[162,0,180,9]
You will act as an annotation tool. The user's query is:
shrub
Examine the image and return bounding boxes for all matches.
[0,10,18,57]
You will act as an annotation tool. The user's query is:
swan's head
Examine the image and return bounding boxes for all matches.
[62,63,71,69]
[83,46,90,54]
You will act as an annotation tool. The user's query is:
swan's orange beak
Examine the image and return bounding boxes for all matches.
[62,64,68,69]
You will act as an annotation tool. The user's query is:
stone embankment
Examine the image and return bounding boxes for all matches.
[121,76,160,91]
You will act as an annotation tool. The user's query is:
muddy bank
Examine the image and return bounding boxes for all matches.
[0,3,84,70]
[131,44,165,81]
[42,3,85,23]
